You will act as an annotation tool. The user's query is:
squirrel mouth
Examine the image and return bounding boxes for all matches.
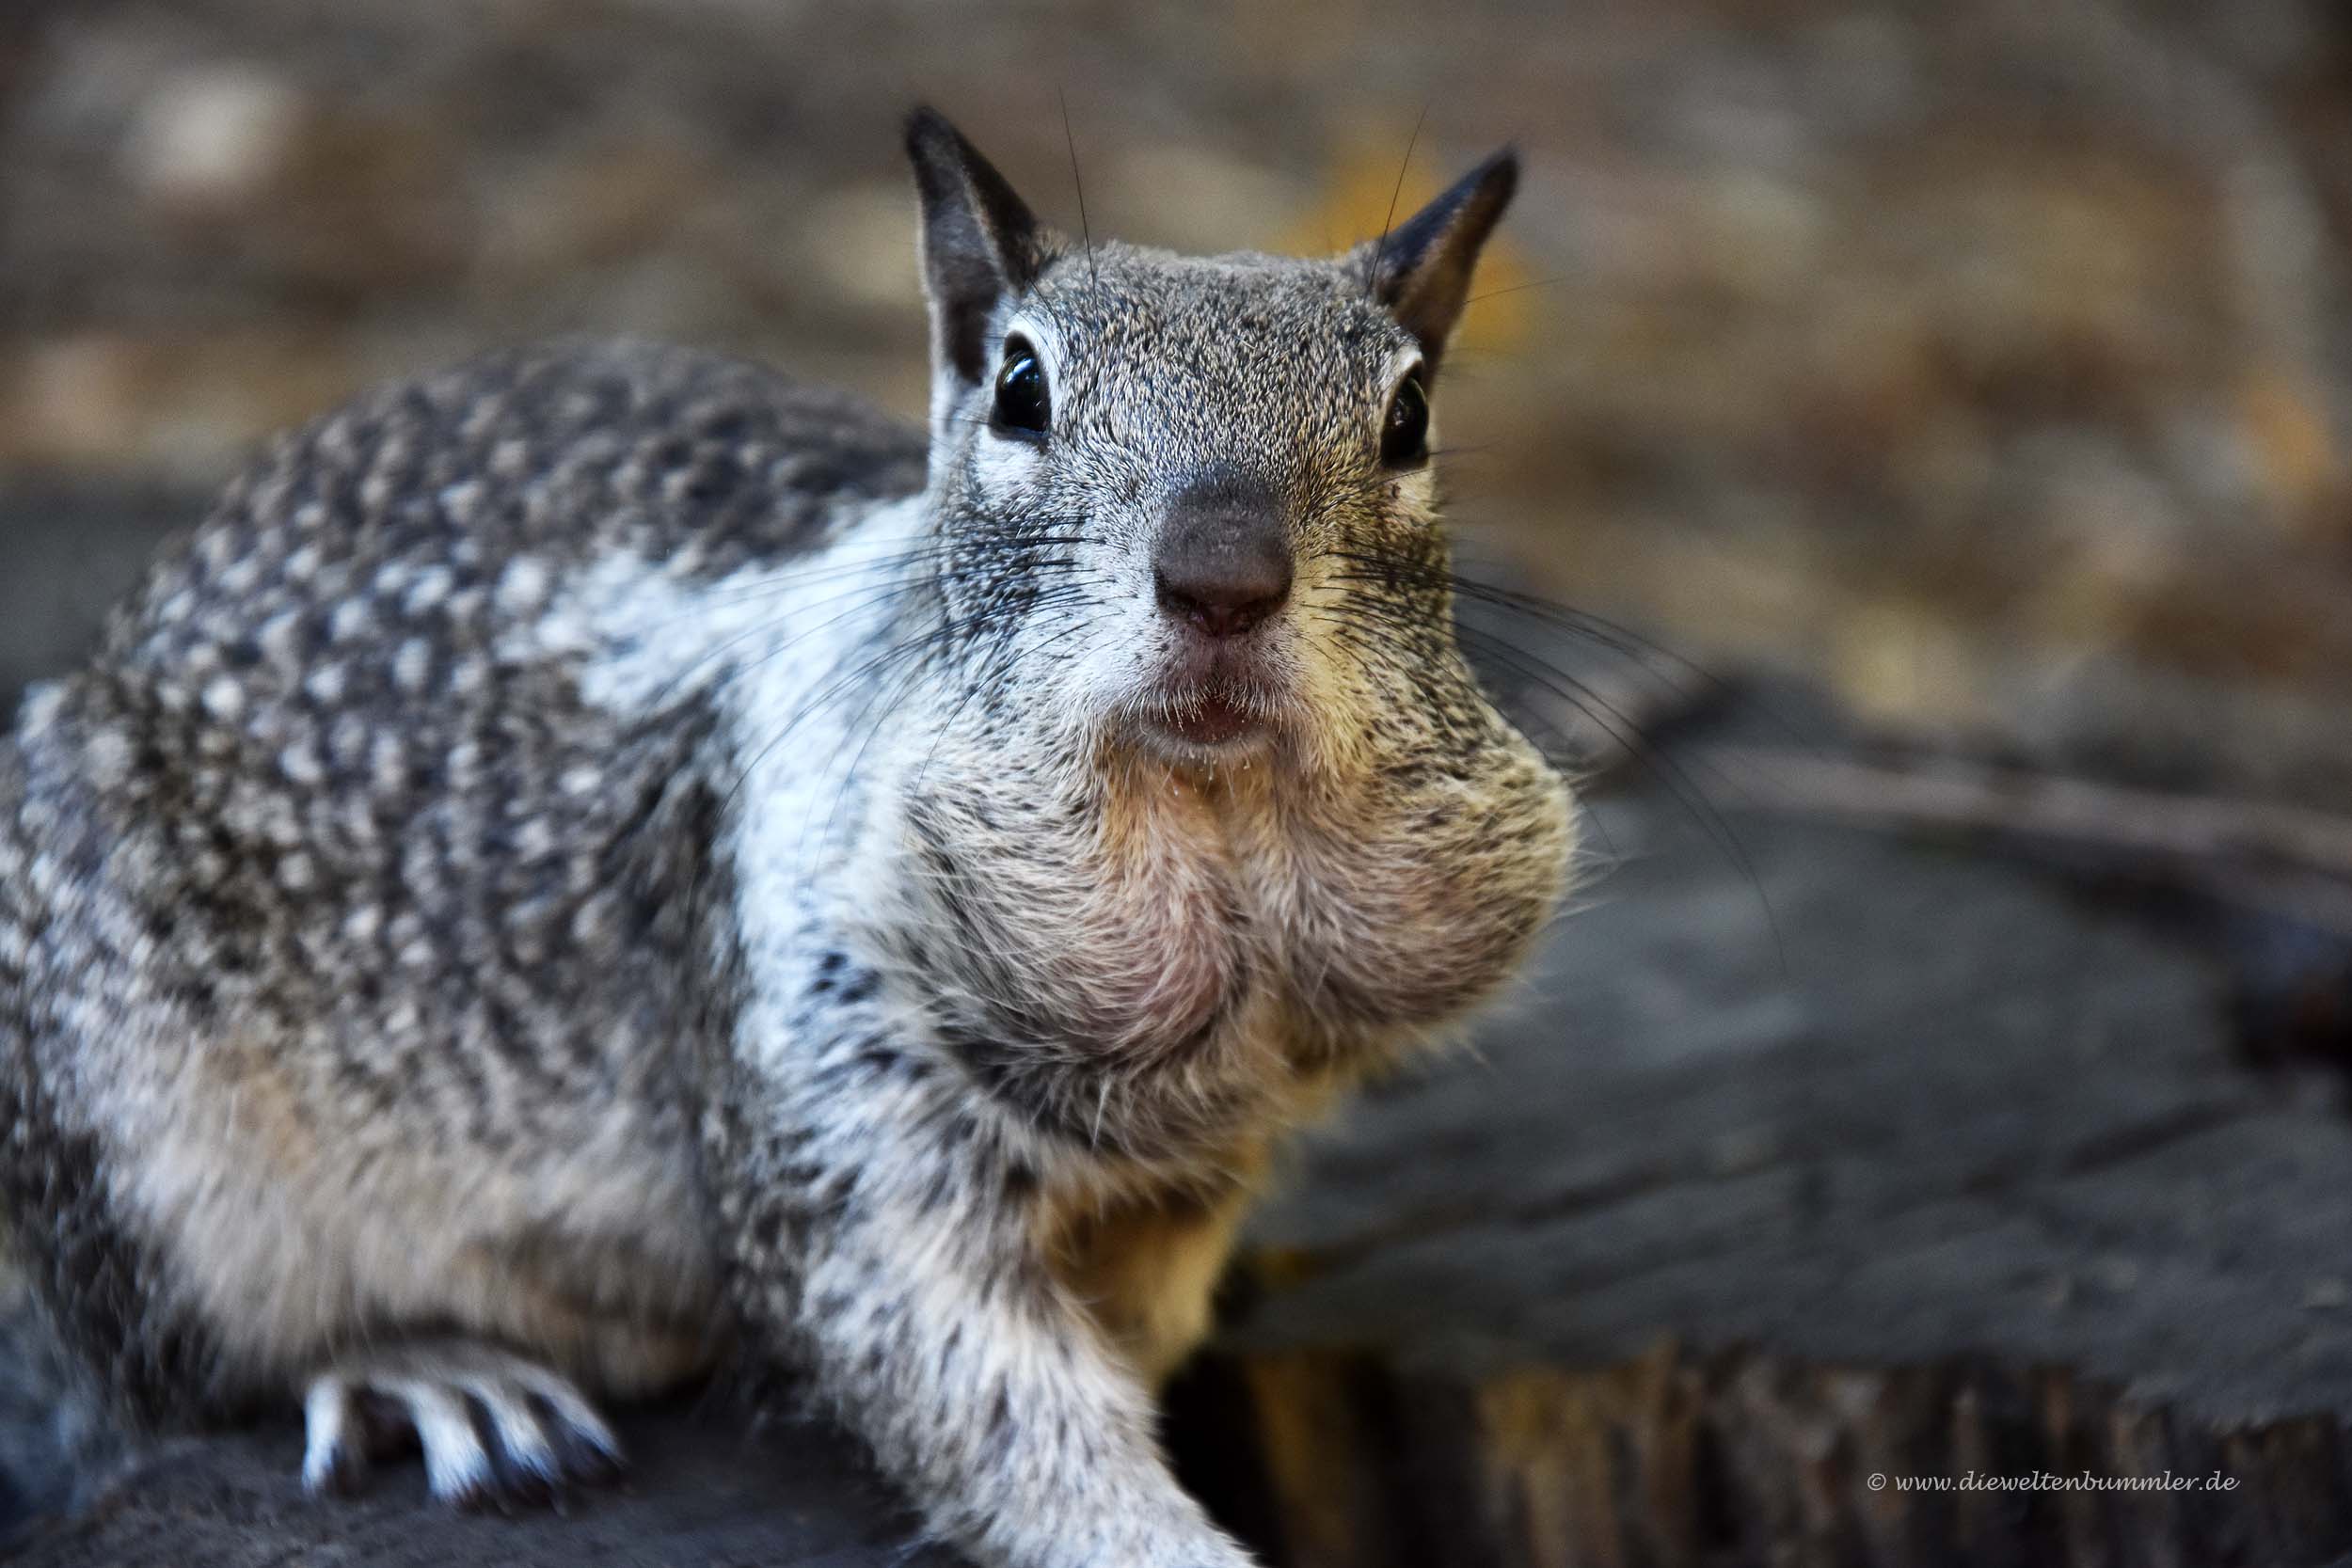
[1155,689,1262,747]
[1137,665,1284,752]
[1135,641,1289,756]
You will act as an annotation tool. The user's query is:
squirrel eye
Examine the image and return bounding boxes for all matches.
[993,342,1051,436]
[1380,372,1429,467]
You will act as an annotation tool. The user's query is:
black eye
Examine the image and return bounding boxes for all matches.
[1381,372,1429,467]
[993,342,1051,436]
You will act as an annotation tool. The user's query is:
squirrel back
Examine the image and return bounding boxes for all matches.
[0,110,1575,1568]
[0,341,920,1415]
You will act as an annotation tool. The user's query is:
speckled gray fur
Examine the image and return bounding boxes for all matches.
[0,111,1574,1567]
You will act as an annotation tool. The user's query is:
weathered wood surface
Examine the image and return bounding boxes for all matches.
[7,1401,959,1567]
[1168,786,2352,1568]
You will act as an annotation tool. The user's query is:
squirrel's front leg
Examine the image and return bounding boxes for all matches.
[709,1048,1255,1568]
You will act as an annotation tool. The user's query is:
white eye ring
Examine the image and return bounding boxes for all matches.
[1380,362,1430,467]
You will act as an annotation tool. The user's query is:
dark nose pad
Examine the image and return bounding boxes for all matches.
[1152,478,1294,639]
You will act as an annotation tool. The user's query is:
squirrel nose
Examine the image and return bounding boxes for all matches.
[1152,477,1293,639]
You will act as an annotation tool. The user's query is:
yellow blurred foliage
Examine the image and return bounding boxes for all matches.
[2236,371,2342,539]
[1279,138,1535,360]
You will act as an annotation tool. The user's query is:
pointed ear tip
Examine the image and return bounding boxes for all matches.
[903,105,961,161]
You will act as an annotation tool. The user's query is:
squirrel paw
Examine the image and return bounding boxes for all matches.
[299,1339,625,1511]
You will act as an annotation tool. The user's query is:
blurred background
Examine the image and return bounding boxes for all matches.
[8,1,2352,1563]
[6,0,2352,798]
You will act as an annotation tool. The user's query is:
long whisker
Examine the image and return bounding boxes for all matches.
[1059,89,1098,292]
[1366,103,1430,298]
[641,513,1089,684]
[721,596,1041,868]
[909,586,1109,798]
[1316,577,1785,964]
[1465,276,1569,309]
[647,554,1091,713]
[806,578,1107,864]
[1325,548,1738,707]
[680,536,1092,617]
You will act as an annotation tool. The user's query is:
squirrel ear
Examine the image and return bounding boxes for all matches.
[905,107,1053,391]
[1344,148,1518,383]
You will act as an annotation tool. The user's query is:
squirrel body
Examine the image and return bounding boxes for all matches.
[1,114,1573,1567]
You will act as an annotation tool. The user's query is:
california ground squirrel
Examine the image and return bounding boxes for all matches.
[0,110,1574,1567]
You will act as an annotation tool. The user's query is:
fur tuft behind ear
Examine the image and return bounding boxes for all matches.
[1347,149,1518,382]
[905,108,1056,392]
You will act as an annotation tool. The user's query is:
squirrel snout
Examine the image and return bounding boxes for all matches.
[1151,478,1293,640]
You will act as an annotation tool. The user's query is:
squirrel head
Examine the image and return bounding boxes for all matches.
[886,110,1573,1106]
[902,106,1529,784]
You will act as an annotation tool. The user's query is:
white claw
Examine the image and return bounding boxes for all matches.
[300,1375,362,1496]
[394,1379,494,1505]
[294,1340,624,1510]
